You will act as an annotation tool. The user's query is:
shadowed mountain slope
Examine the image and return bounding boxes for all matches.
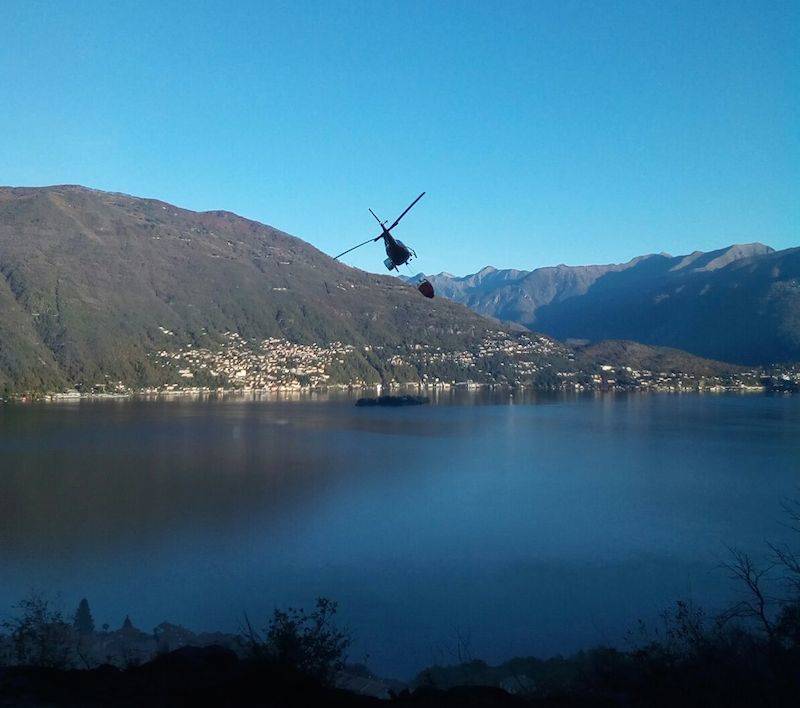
[413,243,800,365]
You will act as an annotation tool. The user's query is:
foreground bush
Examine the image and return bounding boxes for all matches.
[1,593,74,669]
[242,597,351,685]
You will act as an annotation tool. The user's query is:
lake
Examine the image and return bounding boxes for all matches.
[1,391,798,678]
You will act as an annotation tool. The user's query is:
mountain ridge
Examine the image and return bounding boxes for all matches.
[0,185,774,395]
[0,185,502,394]
[408,243,798,365]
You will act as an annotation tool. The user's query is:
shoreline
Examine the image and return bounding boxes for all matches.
[1,380,777,405]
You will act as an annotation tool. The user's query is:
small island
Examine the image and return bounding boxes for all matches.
[355,394,430,407]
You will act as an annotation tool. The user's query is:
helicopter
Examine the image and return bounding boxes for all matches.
[333,192,435,298]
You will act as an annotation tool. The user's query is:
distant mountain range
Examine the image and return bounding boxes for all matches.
[409,244,800,365]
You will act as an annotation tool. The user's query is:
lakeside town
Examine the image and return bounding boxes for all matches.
[141,330,800,395]
[12,330,797,402]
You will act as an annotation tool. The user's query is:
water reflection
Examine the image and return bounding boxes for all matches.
[0,392,798,677]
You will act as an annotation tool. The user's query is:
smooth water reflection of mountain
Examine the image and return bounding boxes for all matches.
[1,391,798,678]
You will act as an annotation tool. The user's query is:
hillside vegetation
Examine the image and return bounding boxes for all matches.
[0,186,763,396]
[0,186,500,395]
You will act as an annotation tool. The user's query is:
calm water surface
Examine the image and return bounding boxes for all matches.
[1,391,798,677]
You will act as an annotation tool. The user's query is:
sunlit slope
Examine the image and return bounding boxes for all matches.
[0,186,496,393]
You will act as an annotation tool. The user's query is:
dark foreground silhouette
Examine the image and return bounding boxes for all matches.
[0,645,530,707]
[2,601,800,707]
[4,501,800,706]
[2,636,800,707]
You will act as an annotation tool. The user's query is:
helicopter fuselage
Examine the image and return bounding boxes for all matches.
[333,192,424,271]
[380,231,413,270]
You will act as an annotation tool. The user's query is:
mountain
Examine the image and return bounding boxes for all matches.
[571,340,743,378]
[0,185,507,395]
[0,186,766,396]
[411,244,800,365]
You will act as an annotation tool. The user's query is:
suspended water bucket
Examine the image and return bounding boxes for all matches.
[418,279,435,299]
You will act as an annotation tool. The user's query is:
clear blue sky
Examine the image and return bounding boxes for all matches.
[1,0,797,275]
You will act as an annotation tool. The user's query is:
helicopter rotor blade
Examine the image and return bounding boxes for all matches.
[333,237,377,261]
[335,192,424,261]
[368,208,385,228]
[386,191,425,232]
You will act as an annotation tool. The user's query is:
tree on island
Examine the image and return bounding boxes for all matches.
[73,598,95,635]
